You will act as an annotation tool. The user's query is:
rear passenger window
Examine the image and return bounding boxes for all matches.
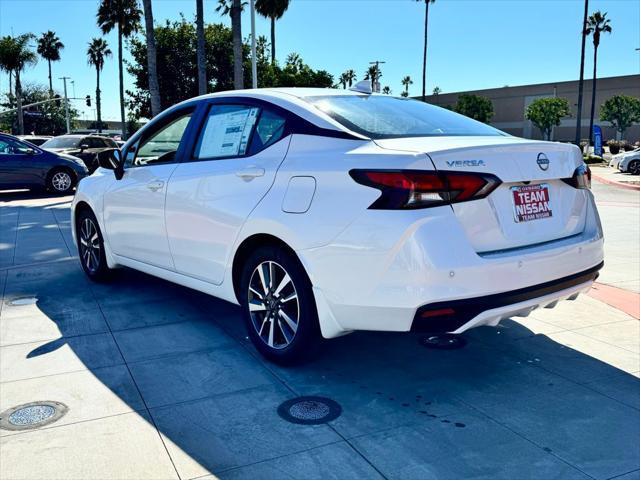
[247,110,286,155]
[195,105,259,159]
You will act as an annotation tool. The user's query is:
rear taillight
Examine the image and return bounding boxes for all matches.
[349,170,502,209]
[561,164,591,190]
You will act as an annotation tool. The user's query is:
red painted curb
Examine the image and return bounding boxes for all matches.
[587,282,640,320]
[592,173,640,192]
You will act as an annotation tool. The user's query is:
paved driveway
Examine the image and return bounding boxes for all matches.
[0,182,639,480]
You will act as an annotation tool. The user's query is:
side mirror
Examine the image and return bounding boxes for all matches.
[25,148,37,155]
[97,148,124,180]
[79,143,89,151]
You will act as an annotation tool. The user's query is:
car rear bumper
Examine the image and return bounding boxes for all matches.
[411,262,602,333]
[301,195,604,339]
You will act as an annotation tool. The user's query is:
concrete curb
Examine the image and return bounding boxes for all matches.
[587,282,640,319]
[591,173,640,192]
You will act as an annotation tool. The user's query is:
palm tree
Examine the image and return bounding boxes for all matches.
[36,31,64,96]
[97,0,141,139]
[364,64,382,92]
[575,0,589,145]
[585,10,612,145]
[141,0,161,117]
[216,0,244,89]
[0,34,37,135]
[87,38,112,134]
[255,0,290,65]
[196,0,206,95]
[285,52,302,72]
[338,72,348,89]
[401,75,413,97]
[382,86,391,95]
[417,0,435,102]
[343,69,356,88]
[432,86,441,95]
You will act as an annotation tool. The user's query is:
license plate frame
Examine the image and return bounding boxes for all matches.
[511,183,553,223]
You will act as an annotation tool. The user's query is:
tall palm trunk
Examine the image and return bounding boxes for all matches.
[96,68,102,133]
[117,23,126,139]
[142,0,161,117]
[421,1,431,102]
[15,70,24,135]
[232,0,243,89]
[47,59,53,96]
[270,17,276,65]
[575,0,589,145]
[588,44,598,145]
[196,0,206,95]
[9,71,13,97]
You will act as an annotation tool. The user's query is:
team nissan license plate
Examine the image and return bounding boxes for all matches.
[511,184,553,223]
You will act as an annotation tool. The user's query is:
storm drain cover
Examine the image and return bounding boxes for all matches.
[420,334,468,350]
[0,401,68,431]
[277,396,341,425]
[6,297,38,306]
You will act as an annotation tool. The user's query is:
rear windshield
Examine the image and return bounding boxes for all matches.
[42,137,81,148]
[307,95,505,139]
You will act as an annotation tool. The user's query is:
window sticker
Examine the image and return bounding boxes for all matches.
[198,107,259,158]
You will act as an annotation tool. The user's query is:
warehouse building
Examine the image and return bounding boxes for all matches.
[424,74,640,142]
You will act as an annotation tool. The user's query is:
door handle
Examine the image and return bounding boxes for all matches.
[146,180,165,192]
[235,167,265,180]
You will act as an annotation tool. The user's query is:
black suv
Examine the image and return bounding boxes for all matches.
[41,134,118,173]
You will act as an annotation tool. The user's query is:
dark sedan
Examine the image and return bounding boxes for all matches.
[0,133,88,194]
[42,134,118,173]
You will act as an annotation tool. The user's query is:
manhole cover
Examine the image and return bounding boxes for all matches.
[420,334,467,350]
[0,401,68,431]
[277,396,341,425]
[6,297,38,306]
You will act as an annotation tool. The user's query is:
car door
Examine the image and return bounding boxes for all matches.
[103,107,196,269]
[0,137,42,188]
[165,102,290,284]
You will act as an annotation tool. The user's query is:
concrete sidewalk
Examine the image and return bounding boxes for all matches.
[591,165,640,191]
[1,188,639,480]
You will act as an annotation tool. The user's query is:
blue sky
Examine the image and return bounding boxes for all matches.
[1,0,639,121]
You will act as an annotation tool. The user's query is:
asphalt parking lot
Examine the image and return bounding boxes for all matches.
[1,180,639,480]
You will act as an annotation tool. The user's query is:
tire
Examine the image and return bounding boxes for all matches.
[239,245,323,365]
[76,208,112,282]
[628,160,640,176]
[47,168,75,195]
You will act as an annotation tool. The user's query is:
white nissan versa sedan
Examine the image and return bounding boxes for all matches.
[72,86,604,364]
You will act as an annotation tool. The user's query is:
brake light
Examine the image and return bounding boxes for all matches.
[561,164,591,190]
[349,169,501,209]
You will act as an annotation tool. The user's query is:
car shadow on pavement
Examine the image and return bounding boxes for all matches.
[1,257,639,480]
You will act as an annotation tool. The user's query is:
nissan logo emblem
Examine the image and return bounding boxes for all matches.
[537,153,550,171]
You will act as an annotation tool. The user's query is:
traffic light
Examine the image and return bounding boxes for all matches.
[85,95,91,107]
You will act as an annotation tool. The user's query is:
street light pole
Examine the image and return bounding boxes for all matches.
[60,76,71,134]
[250,0,258,89]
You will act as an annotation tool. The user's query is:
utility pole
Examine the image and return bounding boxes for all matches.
[369,60,386,93]
[250,0,258,89]
[71,80,76,99]
[60,76,71,134]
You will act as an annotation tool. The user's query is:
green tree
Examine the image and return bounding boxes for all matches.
[0,34,37,135]
[141,0,161,116]
[97,0,142,139]
[343,69,356,88]
[364,64,382,92]
[87,38,112,134]
[416,0,435,101]
[216,0,244,89]
[382,86,391,95]
[432,86,441,95]
[600,95,640,139]
[454,94,494,124]
[525,97,571,140]
[36,31,64,96]
[585,10,612,144]
[255,0,290,65]
[401,75,413,97]
[0,83,78,135]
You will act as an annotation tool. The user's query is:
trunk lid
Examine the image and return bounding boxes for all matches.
[375,136,587,253]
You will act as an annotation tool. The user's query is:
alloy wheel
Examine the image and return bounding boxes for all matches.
[248,261,300,349]
[79,217,101,273]
[629,161,640,175]
[51,171,72,192]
